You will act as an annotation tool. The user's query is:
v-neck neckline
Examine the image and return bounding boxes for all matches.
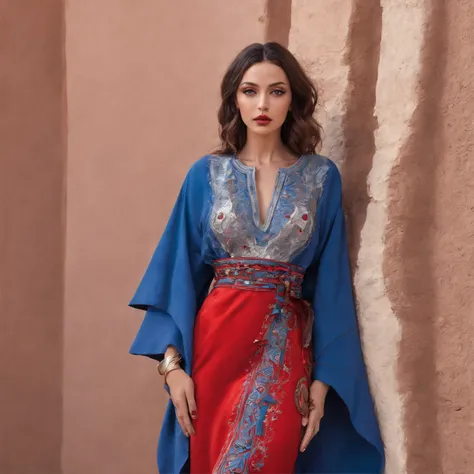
[232,155,307,231]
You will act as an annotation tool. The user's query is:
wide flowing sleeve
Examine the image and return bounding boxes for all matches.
[128,157,213,370]
[296,161,385,473]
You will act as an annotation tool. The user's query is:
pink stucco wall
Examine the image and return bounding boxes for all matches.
[63,1,266,473]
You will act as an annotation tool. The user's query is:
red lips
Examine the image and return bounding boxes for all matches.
[254,114,272,121]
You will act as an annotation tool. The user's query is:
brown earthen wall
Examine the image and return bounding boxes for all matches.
[292,1,474,473]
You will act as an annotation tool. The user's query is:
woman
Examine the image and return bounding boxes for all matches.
[129,42,385,474]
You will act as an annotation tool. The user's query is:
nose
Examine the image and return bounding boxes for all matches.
[258,93,269,112]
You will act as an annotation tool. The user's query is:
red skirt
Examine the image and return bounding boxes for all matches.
[190,258,313,474]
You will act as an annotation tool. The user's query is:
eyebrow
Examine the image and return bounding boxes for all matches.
[240,81,287,87]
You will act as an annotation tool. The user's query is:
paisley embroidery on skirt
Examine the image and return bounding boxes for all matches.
[213,273,296,473]
[211,258,313,473]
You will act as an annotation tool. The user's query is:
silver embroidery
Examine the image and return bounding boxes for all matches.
[209,157,258,257]
[209,155,330,262]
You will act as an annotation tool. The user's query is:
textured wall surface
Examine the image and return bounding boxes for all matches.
[2,1,474,473]
[291,1,474,473]
[0,1,66,473]
[433,3,474,470]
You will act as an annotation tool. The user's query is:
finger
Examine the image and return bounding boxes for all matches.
[299,425,314,452]
[180,407,195,437]
[301,416,309,427]
[313,414,321,434]
[178,390,195,436]
[185,386,198,420]
[300,412,319,452]
[173,399,190,437]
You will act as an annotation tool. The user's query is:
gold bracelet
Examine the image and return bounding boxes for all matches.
[157,353,182,376]
[157,354,178,375]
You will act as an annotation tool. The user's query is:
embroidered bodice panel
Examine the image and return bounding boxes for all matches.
[206,155,330,262]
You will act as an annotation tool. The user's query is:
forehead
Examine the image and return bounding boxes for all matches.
[240,61,288,85]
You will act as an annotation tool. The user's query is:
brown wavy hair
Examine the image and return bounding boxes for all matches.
[213,42,322,156]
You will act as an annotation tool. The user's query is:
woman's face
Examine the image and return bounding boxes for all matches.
[236,61,292,136]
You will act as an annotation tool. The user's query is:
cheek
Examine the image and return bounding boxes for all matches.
[273,98,292,122]
[236,97,254,122]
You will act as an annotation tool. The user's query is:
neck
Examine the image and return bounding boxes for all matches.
[238,131,288,166]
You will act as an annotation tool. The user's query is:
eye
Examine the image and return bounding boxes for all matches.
[242,89,256,96]
[271,89,286,96]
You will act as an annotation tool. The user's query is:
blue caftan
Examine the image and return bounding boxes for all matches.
[129,154,385,473]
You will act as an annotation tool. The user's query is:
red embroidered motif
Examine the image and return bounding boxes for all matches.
[295,377,309,417]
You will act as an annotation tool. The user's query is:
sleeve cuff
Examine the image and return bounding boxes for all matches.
[129,308,184,363]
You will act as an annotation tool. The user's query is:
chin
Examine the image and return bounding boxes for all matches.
[248,124,281,136]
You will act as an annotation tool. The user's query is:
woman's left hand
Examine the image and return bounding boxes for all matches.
[300,380,329,452]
